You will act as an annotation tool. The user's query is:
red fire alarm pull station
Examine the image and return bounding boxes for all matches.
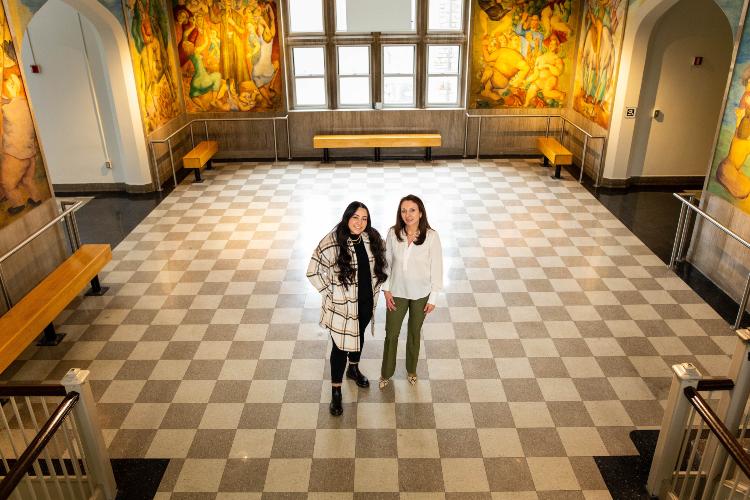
[693,56,703,66]
[30,64,40,73]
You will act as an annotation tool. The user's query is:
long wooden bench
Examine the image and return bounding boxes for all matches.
[0,244,111,373]
[183,141,218,182]
[537,137,573,179]
[313,134,442,162]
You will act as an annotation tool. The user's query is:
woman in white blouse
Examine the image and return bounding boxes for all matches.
[380,194,443,389]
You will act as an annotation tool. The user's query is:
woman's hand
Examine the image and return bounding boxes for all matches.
[384,291,396,311]
[424,303,435,314]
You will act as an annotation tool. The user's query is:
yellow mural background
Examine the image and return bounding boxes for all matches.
[123,0,182,134]
[173,0,282,113]
[0,1,51,228]
[571,0,627,129]
[469,0,578,109]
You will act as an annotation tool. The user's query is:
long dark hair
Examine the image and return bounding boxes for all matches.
[393,194,431,245]
[334,201,387,289]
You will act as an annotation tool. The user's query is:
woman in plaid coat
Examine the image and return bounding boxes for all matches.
[307,201,388,416]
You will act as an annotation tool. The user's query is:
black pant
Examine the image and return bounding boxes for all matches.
[330,313,371,384]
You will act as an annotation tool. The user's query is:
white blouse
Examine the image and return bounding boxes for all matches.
[382,227,443,304]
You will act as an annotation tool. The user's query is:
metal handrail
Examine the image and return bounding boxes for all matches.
[684,386,750,480]
[0,199,86,311]
[148,115,291,191]
[0,392,80,499]
[670,193,750,329]
[463,112,607,186]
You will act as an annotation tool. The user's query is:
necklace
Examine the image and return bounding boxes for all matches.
[349,233,362,244]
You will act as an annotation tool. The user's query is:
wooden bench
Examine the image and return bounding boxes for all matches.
[0,244,112,373]
[183,141,218,182]
[537,137,573,179]
[313,134,442,162]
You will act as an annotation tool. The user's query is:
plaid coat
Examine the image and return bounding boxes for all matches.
[307,230,382,352]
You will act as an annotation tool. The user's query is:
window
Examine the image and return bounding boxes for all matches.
[337,46,371,108]
[335,0,416,32]
[292,47,327,108]
[288,0,323,33]
[426,45,460,106]
[428,0,463,31]
[382,45,415,107]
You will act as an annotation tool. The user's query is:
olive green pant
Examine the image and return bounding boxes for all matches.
[381,295,429,379]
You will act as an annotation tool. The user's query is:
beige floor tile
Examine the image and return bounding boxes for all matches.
[121,403,168,429]
[174,458,226,492]
[509,402,554,428]
[357,402,396,429]
[313,429,356,458]
[146,429,196,458]
[99,380,145,403]
[260,340,296,359]
[229,429,275,458]
[219,360,257,380]
[433,403,475,428]
[246,380,287,403]
[289,359,325,380]
[442,458,490,492]
[527,457,580,491]
[562,358,604,378]
[354,458,399,491]
[456,339,493,358]
[278,402,320,428]
[496,358,534,378]
[584,401,634,426]
[608,377,655,400]
[173,380,216,403]
[198,403,243,429]
[427,359,465,379]
[492,493,538,499]
[264,458,311,492]
[466,379,506,402]
[194,341,231,360]
[478,428,524,457]
[397,429,440,458]
[394,379,433,403]
[557,427,608,456]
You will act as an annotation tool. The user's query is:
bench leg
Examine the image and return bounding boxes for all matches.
[194,169,203,183]
[37,324,65,347]
[375,148,381,162]
[552,164,562,179]
[323,148,330,163]
[543,156,549,167]
[206,160,213,170]
[425,147,432,162]
[85,275,109,297]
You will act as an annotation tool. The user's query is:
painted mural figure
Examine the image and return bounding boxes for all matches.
[0,72,40,215]
[716,67,750,199]
[470,0,576,109]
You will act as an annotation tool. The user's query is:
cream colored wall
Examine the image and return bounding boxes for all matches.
[632,0,733,179]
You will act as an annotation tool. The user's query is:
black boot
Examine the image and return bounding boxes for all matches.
[329,386,343,416]
[346,363,370,388]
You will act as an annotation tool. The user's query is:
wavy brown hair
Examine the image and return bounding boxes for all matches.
[393,194,431,245]
[334,201,387,289]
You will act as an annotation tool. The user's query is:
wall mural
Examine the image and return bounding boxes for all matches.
[0,2,51,228]
[124,0,182,134]
[469,0,578,109]
[172,0,282,113]
[571,0,626,129]
[707,21,750,211]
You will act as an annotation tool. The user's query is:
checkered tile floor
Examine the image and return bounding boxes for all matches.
[2,159,736,498]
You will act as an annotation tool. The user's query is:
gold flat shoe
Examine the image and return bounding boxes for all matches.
[379,378,390,390]
[407,374,417,386]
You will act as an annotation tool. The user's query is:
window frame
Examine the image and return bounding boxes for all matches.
[287,0,325,34]
[426,0,464,33]
[336,45,373,109]
[425,44,462,108]
[291,46,329,109]
[381,44,416,109]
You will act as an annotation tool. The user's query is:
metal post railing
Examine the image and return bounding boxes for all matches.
[463,113,606,185]
[671,193,750,329]
[148,115,291,190]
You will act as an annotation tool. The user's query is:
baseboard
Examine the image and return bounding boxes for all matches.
[53,182,154,194]
[597,175,705,189]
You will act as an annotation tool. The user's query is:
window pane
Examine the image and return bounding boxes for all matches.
[338,46,370,75]
[295,78,327,106]
[289,0,323,33]
[428,0,463,31]
[427,76,458,105]
[335,0,416,32]
[336,0,347,31]
[384,76,414,106]
[293,47,325,76]
[428,45,459,74]
[339,77,370,106]
[383,46,414,75]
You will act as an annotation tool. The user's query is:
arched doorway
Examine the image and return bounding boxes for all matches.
[19,0,152,191]
[603,0,735,184]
